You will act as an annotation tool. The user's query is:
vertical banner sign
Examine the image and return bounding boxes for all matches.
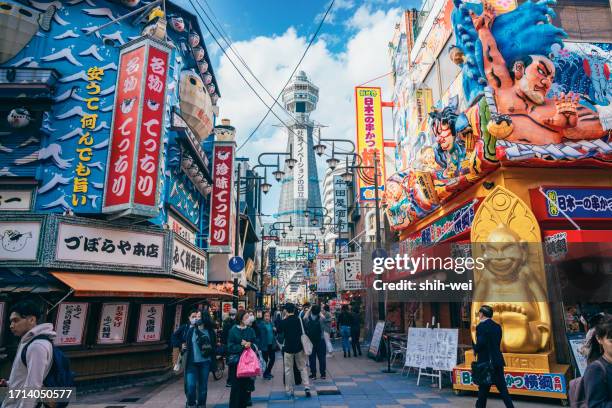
[209,144,235,252]
[103,38,170,217]
[173,304,183,332]
[55,302,88,346]
[137,304,164,342]
[268,247,276,277]
[98,303,129,344]
[293,128,308,200]
[316,255,336,293]
[333,175,349,232]
[355,87,386,201]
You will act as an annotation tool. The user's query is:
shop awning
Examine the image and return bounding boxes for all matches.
[51,272,233,298]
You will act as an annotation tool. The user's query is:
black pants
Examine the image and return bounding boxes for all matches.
[476,366,514,408]
[226,363,236,386]
[351,329,362,356]
[309,338,327,377]
[228,367,253,408]
[262,344,276,376]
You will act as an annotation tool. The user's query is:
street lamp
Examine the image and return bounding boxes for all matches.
[304,209,310,218]
[261,181,272,194]
[326,156,340,170]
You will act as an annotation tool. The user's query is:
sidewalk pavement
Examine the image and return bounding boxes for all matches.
[71,348,557,408]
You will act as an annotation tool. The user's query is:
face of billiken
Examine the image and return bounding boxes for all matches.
[517,56,555,105]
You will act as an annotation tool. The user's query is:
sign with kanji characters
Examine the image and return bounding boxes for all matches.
[453,368,567,396]
[98,303,129,344]
[355,87,386,201]
[168,213,196,244]
[530,187,612,221]
[268,247,276,277]
[316,255,336,293]
[55,222,164,269]
[103,37,170,217]
[171,236,207,282]
[173,304,183,332]
[209,143,235,252]
[333,176,349,233]
[0,189,33,211]
[293,127,308,200]
[0,221,42,261]
[54,302,88,346]
[137,304,164,342]
[404,328,458,372]
[341,256,363,291]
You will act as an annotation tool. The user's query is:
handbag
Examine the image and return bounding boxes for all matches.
[228,352,240,366]
[471,328,494,386]
[299,317,313,356]
[173,351,184,373]
[237,348,262,378]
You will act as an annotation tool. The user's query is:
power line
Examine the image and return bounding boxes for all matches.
[187,0,306,145]
[237,0,336,152]
[194,0,300,123]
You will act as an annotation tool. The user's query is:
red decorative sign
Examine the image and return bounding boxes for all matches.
[134,46,169,208]
[209,144,234,252]
[103,38,170,217]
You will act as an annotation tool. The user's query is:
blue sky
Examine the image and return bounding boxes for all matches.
[175,0,421,219]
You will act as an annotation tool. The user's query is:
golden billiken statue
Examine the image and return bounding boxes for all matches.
[471,224,551,354]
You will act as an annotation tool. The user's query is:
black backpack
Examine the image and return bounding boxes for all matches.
[21,335,75,408]
[306,316,322,342]
[195,329,214,358]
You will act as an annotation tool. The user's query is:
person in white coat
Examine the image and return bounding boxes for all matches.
[0,300,55,408]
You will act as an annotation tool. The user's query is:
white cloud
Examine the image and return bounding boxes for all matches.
[215,6,400,218]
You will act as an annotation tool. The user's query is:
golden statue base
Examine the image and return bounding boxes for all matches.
[453,351,570,401]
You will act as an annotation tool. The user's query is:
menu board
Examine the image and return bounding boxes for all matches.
[98,303,129,344]
[54,302,88,346]
[368,321,385,357]
[405,327,458,372]
[136,304,164,342]
[567,332,588,376]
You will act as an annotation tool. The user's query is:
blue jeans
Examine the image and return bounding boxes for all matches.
[340,326,351,353]
[184,360,211,407]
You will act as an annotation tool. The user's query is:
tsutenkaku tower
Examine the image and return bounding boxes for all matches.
[276,71,323,231]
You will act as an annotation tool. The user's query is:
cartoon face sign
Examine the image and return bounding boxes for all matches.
[170,17,185,32]
[1,230,32,252]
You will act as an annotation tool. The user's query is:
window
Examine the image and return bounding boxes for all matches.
[552,0,612,42]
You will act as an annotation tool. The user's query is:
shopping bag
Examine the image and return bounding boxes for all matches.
[324,331,333,354]
[257,349,267,374]
[237,348,262,378]
[173,350,184,373]
[299,317,313,356]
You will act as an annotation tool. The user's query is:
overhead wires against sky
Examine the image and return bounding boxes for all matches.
[236,0,336,152]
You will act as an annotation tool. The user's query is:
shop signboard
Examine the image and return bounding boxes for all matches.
[0,189,34,211]
[55,222,165,270]
[0,221,42,261]
[453,368,566,396]
[368,321,385,357]
[567,332,588,376]
[316,255,336,293]
[355,87,386,201]
[173,304,183,332]
[341,256,363,291]
[293,128,308,200]
[54,302,88,346]
[137,304,164,342]
[335,238,349,259]
[333,176,348,232]
[404,327,458,372]
[530,187,612,221]
[268,247,276,277]
[103,38,170,217]
[221,301,246,320]
[171,235,207,282]
[98,303,129,344]
[168,212,196,245]
[208,144,235,253]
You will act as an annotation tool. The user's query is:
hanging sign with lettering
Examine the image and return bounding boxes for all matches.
[208,144,235,253]
[137,304,164,342]
[98,303,129,344]
[172,236,207,282]
[55,302,88,346]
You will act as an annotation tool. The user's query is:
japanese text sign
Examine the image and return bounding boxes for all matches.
[209,144,235,252]
[333,176,348,233]
[316,255,336,293]
[56,222,165,270]
[453,369,566,395]
[355,87,386,201]
[341,256,363,291]
[98,303,129,344]
[55,302,88,346]
[172,236,207,282]
[137,304,164,342]
[530,187,612,221]
[293,128,309,200]
[103,38,170,217]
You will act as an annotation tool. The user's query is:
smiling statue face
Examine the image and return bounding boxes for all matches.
[481,224,526,281]
[518,55,555,105]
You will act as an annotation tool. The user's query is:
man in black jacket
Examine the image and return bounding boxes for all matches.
[278,303,311,398]
[473,305,514,408]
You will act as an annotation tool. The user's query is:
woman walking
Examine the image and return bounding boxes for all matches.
[350,305,362,357]
[171,308,217,408]
[338,305,353,358]
[227,310,257,408]
[257,311,277,380]
[583,314,612,407]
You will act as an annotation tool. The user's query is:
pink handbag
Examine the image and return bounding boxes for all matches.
[236,348,262,378]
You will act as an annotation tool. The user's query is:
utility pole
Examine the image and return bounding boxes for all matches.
[233,161,241,309]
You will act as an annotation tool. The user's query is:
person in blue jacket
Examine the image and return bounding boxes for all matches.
[172,307,218,408]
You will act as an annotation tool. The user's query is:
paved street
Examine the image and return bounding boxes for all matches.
[72,346,558,408]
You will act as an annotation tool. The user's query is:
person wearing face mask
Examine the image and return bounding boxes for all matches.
[227,310,257,408]
[222,308,238,387]
[256,311,277,380]
[171,308,218,408]
[583,314,612,407]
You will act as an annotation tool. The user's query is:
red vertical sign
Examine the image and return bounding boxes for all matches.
[103,45,146,209]
[209,144,234,251]
[134,46,169,208]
